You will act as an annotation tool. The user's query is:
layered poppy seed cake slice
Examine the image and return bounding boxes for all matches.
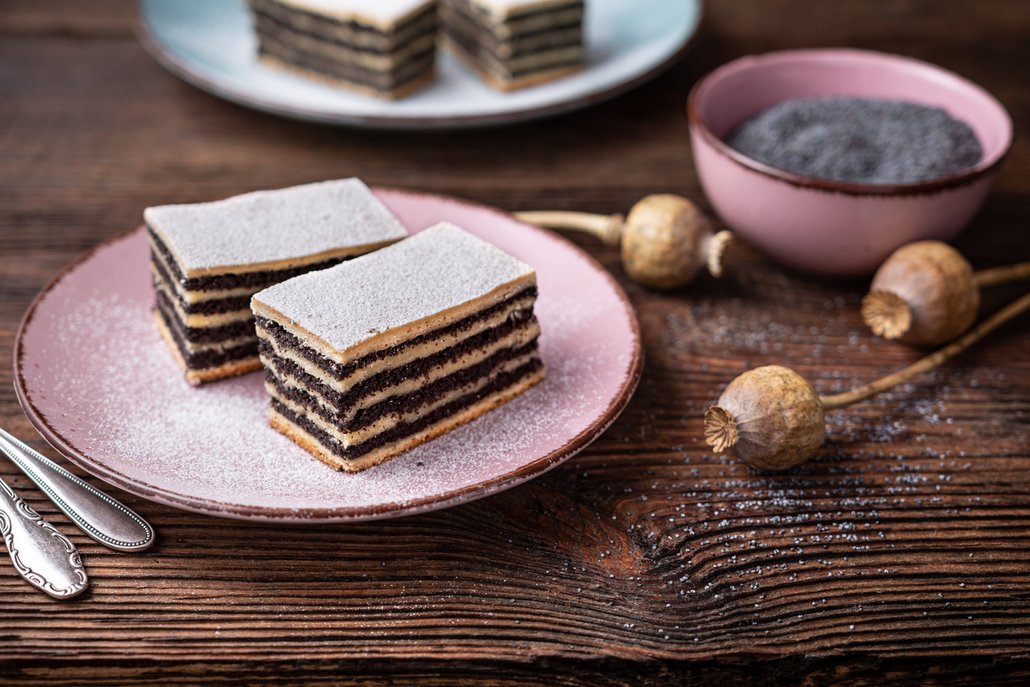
[440,0,584,91]
[252,222,545,472]
[146,178,408,385]
[247,0,438,99]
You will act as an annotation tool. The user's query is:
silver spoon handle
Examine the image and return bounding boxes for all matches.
[0,477,88,599]
[0,429,154,552]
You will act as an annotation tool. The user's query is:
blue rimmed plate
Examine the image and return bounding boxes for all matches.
[137,0,702,129]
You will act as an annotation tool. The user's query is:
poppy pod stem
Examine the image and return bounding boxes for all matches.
[824,290,1030,410]
[707,291,1030,470]
[971,261,1030,289]
[516,195,737,289]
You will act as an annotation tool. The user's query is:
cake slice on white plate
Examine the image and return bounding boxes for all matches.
[247,0,439,98]
[440,0,585,90]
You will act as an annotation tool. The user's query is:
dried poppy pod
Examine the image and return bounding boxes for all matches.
[704,365,825,470]
[862,241,1030,346]
[706,291,1030,470]
[516,194,736,289]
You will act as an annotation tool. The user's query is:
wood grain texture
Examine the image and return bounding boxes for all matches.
[0,0,1028,684]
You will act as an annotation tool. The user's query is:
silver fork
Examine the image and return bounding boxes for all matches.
[0,429,154,552]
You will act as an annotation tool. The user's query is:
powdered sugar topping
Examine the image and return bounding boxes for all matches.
[144,178,408,274]
[275,0,434,27]
[254,222,535,356]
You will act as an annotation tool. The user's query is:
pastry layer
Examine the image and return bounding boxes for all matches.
[259,55,436,100]
[153,254,262,383]
[444,0,582,52]
[156,294,258,365]
[257,40,435,95]
[152,239,335,377]
[254,16,437,71]
[260,314,540,422]
[255,285,535,384]
[154,310,262,385]
[270,346,538,447]
[443,33,582,88]
[152,264,251,314]
[269,359,544,470]
[153,285,255,352]
[155,282,254,329]
[251,0,437,50]
[440,0,582,88]
[249,0,437,97]
[155,289,255,345]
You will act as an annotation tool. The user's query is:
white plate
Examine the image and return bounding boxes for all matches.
[137,0,702,129]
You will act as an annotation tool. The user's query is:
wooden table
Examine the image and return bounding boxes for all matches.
[1,1,1028,684]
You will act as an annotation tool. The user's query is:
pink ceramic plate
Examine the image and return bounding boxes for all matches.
[14,189,642,522]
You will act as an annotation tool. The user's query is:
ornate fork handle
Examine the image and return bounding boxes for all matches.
[0,429,154,552]
[0,477,88,599]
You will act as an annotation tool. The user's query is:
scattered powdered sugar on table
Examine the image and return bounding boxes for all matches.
[20,229,631,518]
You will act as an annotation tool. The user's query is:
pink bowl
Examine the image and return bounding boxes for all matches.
[687,49,1012,276]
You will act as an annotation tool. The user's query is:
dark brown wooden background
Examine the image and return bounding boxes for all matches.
[1,1,1028,684]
